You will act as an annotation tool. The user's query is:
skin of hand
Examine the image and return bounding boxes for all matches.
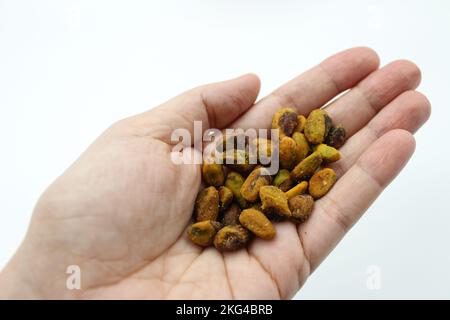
[0,47,430,299]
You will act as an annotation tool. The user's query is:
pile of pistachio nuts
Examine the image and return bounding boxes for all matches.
[187,107,346,251]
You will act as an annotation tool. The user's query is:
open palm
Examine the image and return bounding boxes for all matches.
[0,47,430,299]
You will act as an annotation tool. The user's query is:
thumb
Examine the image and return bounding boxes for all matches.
[132,74,261,142]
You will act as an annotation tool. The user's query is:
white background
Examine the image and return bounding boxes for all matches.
[1,0,449,299]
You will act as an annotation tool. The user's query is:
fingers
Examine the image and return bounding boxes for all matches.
[325,60,422,137]
[331,90,431,177]
[232,47,380,130]
[133,74,261,143]
[222,231,293,299]
[298,129,416,271]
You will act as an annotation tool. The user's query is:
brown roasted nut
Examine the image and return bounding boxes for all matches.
[304,109,332,144]
[202,158,225,187]
[285,181,308,200]
[214,225,250,251]
[279,136,301,170]
[291,152,323,182]
[289,195,314,223]
[309,168,337,199]
[273,169,293,192]
[272,107,299,138]
[194,186,219,222]
[239,208,276,240]
[294,115,307,133]
[240,167,272,202]
[223,149,256,174]
[218,186,233,212]
[259,186,291,219]
[325,124,346,149]
[187,220,222,246]
[314,144,341,163]
[292,132,311,161]
[221,203,241,226]
[225,172,248,208]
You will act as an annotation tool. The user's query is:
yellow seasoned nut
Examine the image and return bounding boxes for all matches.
[291,152,323,182]
[187,220,222,246]
[222,149,247,166]
[285,181,308,200]
[239,208,276,240]
[218,186,233,212]
[240,167,272,202]
[292,132,311,161]
[249,138,273,160]
[273,169,293,192]
[325,124,346,149]
[194,186,219,222]
[288,194,314,223]
[214,225,250,251]
[279,136,301,170]
[304,109,332,144]
[294,115,307,133]
[223,149,256,174]
[309,168,337,199]
[221,203,241,226]
[202,159,224,187]
[215,132,247,153]
[314,144,341,163]
[259,186,291,219]
[271,107,299,138]
[225,172,248,208]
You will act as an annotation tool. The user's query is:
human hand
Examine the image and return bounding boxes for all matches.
[0,47,430,299]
